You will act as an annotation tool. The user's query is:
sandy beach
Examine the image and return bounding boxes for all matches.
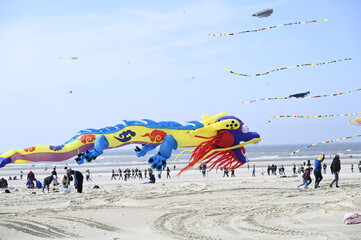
[1,159,360,240]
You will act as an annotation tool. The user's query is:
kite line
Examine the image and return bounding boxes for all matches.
[242,88,361,104]
[348,117,361,126]
[208,19,327,37]
[224,58,351,77]
[287,135,361,157]
[268,112,361,123]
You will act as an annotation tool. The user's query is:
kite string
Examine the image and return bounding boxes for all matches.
[242,88,361,104]
[268,112,361,123]
[225,58,351,77]
[209,19,327,36]
[287,135,361,157]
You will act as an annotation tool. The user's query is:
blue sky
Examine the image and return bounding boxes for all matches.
[0,0,360,153]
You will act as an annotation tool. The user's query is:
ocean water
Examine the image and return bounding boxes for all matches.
[3,142,361,169]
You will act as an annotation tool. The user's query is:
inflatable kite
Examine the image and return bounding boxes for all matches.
[348,117,361,126]
[287,135,361,157]
[208,19,327,36]
[224,58,351,77]
[0,113,261,173]
[268,111,361,123]
[242,88,361,104]
[252,9,273,18]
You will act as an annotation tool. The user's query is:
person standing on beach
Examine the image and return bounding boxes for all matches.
[166,167,171,179]
[314,155,325,188]
[52,167,58,186]
[323,162,327,174]
[329,154,341,188]
[118,168,123,180]
[70,170,84,193]
[351,164,354,173]
[293,164,297,175]
[252,165,256,177]
[85,169,91,181]
[201,164,207,177]
[20,171,23,180]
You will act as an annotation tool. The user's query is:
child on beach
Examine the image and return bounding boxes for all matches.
[86,169,91,181]
[298,166,313,189]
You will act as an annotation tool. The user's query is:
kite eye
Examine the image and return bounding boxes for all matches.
[242,124,249,133]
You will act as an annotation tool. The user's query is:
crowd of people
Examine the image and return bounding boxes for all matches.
[1,155,360,194]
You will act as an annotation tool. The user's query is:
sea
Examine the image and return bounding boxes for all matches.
[3,142,360,169]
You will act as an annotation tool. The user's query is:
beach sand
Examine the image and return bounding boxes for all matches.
[0,159,360,240]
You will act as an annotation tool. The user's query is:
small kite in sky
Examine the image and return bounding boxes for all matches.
[208,19,327,36]
[59,57,79,60]
[252,8,273,18]
[268,111,361,123]
[287,135,361,157]
[289,91,310,98]
[225,58,351,77]
[241,88,361,104]
[348,117,361,126]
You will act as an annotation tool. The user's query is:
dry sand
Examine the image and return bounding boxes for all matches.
[0,159,360,240]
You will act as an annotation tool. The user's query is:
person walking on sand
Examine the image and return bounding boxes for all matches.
[329,154,341,188]
[314,155,325,188]
[252,165,256,177]
[323,162,327,174]
[298,166,313,189]
[111,169,117,180]
[223,167,229,177]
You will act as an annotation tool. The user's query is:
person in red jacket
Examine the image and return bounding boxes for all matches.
[27,171,35,181]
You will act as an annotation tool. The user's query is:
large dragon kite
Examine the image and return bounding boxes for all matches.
[0,113,261,174]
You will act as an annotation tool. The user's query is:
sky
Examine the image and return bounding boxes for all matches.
[0,0,360,153]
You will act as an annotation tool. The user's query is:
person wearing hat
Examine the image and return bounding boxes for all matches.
[314,154,325,188]
[329,154,341,188]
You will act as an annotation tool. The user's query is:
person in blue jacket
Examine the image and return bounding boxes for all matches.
[314,154,325,188]
[35,179,42,189]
